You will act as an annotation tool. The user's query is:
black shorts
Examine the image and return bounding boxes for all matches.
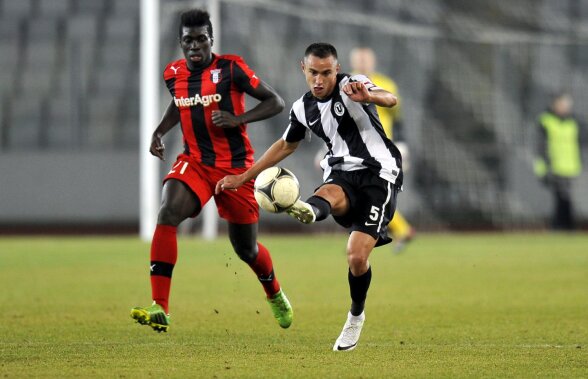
[319,169,399,247]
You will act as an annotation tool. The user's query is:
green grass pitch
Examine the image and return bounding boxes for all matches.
[1,233,587,377]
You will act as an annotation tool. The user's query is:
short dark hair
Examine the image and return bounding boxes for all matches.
[179,9,213,39]
[304,43,338,60]
[552,91,571,101]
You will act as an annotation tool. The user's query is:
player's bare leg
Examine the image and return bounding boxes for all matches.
[284,184,373,350]
[131,180,201,332]
[228,222,293,328]
[334,231,376,351]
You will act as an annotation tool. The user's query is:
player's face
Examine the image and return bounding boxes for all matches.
[301,54,340,99]
[553,95,573,116]
[180,25,213,70]
[350,48,375,75]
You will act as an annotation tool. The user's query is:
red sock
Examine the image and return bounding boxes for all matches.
[249,242,281,298]
[150,224,177,314]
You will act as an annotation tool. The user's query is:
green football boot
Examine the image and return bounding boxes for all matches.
[130,302,170,333]
[267,289,293,329]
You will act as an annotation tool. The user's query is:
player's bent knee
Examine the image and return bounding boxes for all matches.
[157,204,188,226]
[233,242,258,263]
[347,254,368,275]
[315,185,348,215]
[227,223,259,263]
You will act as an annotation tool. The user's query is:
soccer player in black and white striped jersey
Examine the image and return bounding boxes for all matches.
[216,42,403,351]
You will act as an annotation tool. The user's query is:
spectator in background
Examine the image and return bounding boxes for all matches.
[534,92,584,230]
[350,47,415,251]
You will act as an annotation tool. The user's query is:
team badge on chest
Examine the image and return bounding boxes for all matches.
[211,69,222,84]
[334,102,345,116]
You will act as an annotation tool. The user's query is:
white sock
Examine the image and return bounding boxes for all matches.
[348,311,365,323]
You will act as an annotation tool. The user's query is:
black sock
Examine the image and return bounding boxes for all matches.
[306,195,331,221]
[348,266,372,316]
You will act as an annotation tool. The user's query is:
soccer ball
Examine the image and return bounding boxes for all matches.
[254,167,300,213]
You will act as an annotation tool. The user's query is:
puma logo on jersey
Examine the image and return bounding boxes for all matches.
[170,65,179,74]
[173,94,222,108]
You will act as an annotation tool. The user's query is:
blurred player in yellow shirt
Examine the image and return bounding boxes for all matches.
[350,47,415,251]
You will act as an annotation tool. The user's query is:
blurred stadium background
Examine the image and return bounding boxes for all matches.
[1,0,587,235]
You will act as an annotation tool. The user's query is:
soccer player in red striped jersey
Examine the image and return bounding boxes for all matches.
[131,9,292,332]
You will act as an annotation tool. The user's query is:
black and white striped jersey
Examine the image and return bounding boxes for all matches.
[282,73,403,186]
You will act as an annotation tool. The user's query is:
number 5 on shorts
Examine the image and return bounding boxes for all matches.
[369,205,380,222]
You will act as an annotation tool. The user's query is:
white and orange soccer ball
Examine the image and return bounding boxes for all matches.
[254,167,300,213]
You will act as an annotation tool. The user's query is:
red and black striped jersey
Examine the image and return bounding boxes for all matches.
[163,54,260,168]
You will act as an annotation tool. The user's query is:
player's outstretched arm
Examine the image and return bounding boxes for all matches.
[212,81,285,128]
[342,81,397,108]
[215,139,299,193]
[150,100,181,160]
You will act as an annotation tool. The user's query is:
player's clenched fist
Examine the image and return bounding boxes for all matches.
[215,175,242,194]
[342,81,370,103]
[150,133,165,160]
[212,110,242,128]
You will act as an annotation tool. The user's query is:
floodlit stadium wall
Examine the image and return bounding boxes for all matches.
[0,0,587,233]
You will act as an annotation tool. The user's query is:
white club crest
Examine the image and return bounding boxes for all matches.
[211,69,222,84]
[334,102,344,116]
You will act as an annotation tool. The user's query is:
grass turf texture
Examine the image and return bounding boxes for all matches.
[0,233,586,378]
